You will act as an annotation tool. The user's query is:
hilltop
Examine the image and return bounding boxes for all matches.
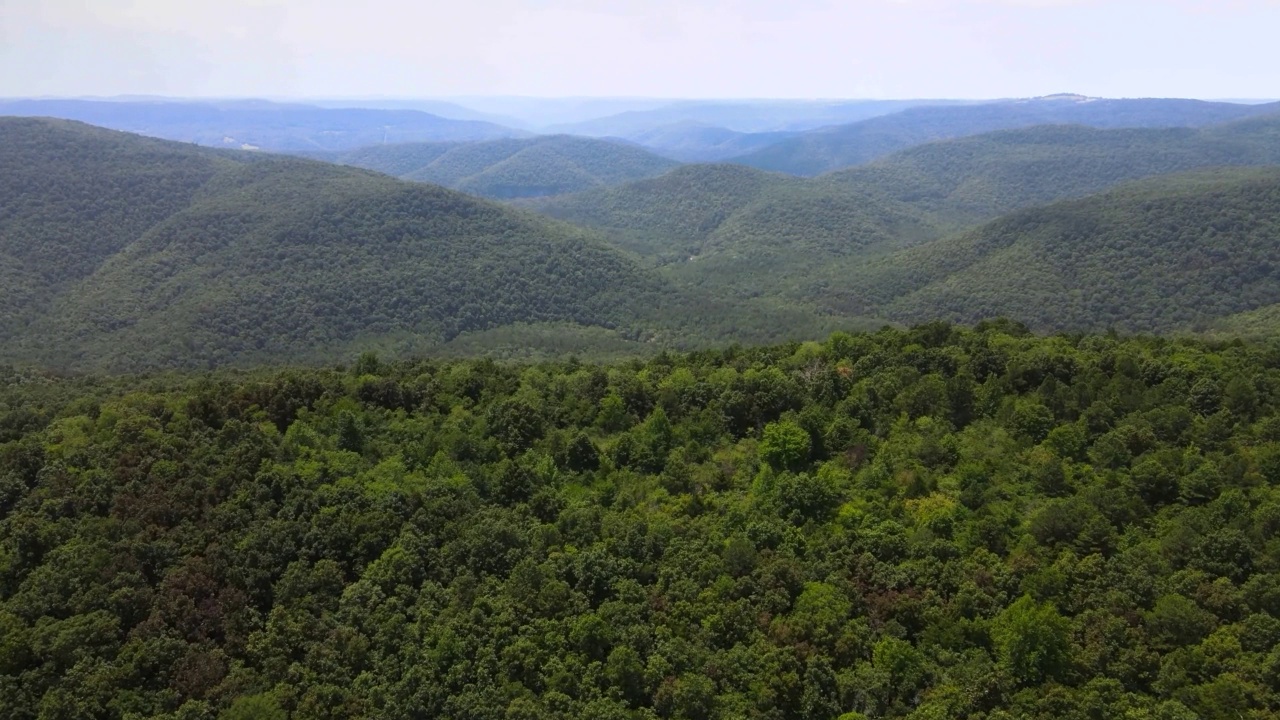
[541,98,953,135]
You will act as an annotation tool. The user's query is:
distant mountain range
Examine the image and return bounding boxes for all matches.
[9,95,1280,176]
[543,99,967,135]
[729,96,1280,175]
[6,98,1280,370]
[618,122,800,162]
[303,135,680,199]
[0,99,527,153]
[820,115,1280,226]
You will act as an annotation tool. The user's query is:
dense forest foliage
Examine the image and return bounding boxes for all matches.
[731,97,1280,176]
[1211,305,1280,341]
[3,324,1280,719]
[0,100,525,152]
[838,168,1280,333]
[0,120,234,339]
[312,136,679,199]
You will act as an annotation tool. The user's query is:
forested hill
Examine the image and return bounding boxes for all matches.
[0,99,526,152]
[732,96,1280,176]
[313,135,681,199]
[621,122,799,162]
[536,115,1280,257]
[3,325,1280,719]
[835,167,1280,333]
[822,116,1280,226]
[529,117,1280,312]
[0,119,230,335]
[0,118,684,370]
[529,164,813,258]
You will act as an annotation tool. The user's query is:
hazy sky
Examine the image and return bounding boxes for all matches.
[2,0,1278,99]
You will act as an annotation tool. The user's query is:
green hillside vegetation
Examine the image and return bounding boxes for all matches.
[837,168,1280,333]
[0,119,872,371]
[531,163,939,303]
[732,97,1280,176]
[532,117,1280,319]
[0,119,234,338]
[823,118,1280,227]
[4,326,1280,719]
[1209,305,1280,340]
[9,115,1280,372]
[532,164,811,258]
[321,136,680,199]
[0,119,696,371]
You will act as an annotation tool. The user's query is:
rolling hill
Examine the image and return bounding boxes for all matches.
[316,135,681,199]
[532,116,1280,324]
[0,118,692,370]
[530,163,814,258]
[732,95,1280,175]
[534,114,1280,261]
[529,163,939,302]
[621,122,800,162]
[821,115,1280,226]
[0,98,526,152]
[541,100,977,163]
[837,168,1280,333]
[544,98,965,135]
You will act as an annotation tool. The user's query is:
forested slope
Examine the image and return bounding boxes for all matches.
[532,118,1280,318]
[822,116,1280,226]
[1210,305,1280,340]
[3,326,1280,719]
[536,115,1280,260]
[0,119,235,337]
[320,135,680,199]
[732,97,1280,176]
[0,119,689,370]
[836,168,1280,332]
[531,164,812,258]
